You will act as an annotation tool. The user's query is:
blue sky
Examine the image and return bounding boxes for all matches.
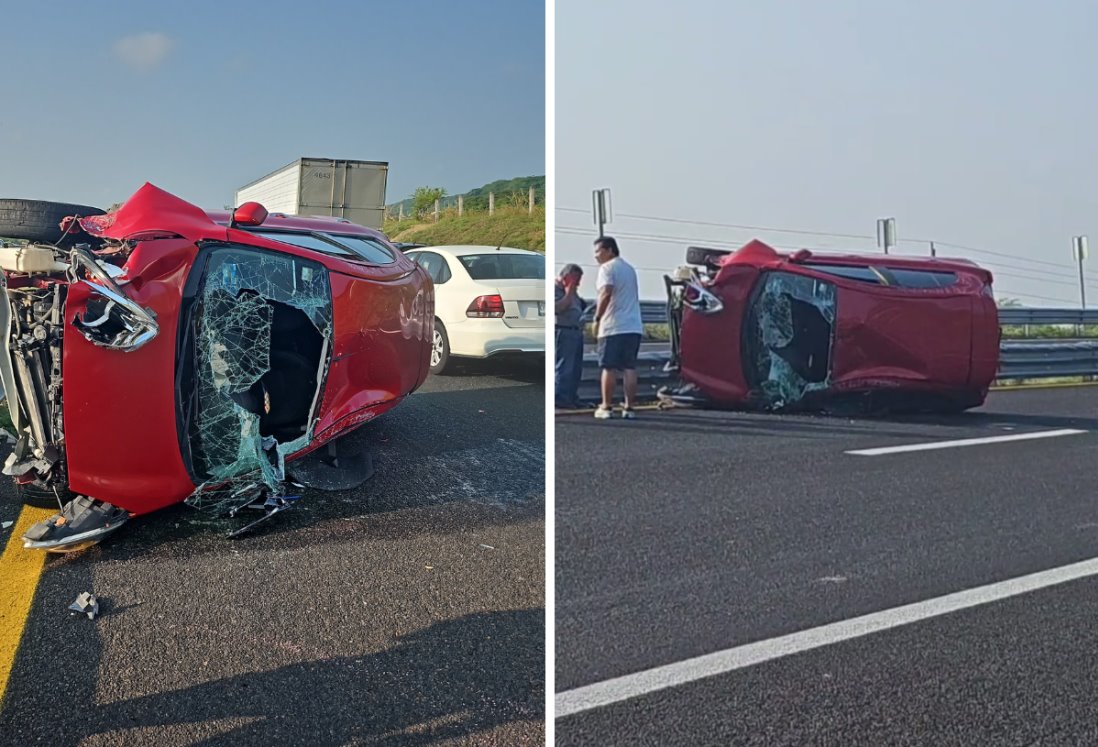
[0,0,544,211]
[555,0,1098,306]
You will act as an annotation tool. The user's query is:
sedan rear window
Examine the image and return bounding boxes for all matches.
[458,253,544,280]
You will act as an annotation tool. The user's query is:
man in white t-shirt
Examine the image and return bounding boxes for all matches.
[592,236,644,419]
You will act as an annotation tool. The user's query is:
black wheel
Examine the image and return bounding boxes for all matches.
[16,481,72,509]
[429,318,453,374]
[0,199,105,245]
[685,245,731,266]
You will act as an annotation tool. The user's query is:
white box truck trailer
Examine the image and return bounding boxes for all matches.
[234,158,389,229]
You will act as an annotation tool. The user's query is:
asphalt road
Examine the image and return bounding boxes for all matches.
[555,386,1098,745]
[0,357,545,746]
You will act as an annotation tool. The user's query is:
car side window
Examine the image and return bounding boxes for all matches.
[434,256,452,284]
[887,268,958,288]
[802,263,883,285]
[408,252,451,284]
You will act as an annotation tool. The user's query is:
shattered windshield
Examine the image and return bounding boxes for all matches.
[182,246,332,510]
[743,271,836,409]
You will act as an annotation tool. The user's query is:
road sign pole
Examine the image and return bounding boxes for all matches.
[1073,236,1088,310]
[592,188,611,238]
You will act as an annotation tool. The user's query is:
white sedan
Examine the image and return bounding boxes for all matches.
[402,245,545,374]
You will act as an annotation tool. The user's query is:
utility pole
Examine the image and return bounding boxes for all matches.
[1073,235,1088,309]
[592,188,612,238]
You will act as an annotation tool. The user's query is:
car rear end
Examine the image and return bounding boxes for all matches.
[451,250,545,358]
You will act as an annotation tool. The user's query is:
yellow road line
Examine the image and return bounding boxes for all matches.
[0,506,53,706]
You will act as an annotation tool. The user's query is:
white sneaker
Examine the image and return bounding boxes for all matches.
[621,407,637,420]
[594,406,613,419]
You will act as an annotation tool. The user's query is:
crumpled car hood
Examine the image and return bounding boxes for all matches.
[78,182,229,244]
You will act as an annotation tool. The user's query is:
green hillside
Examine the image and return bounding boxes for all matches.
[387,175,545,215]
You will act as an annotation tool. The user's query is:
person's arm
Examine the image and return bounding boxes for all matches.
[554,281,576,313]
[594,266,614,334]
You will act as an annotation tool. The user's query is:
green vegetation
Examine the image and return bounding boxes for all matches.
[384,204,545,252]
[381,174,546,251]
[387,176,545,217]
[1001,324,1098,338]
[411,186,447,215]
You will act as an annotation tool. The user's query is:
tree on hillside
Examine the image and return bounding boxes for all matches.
[412,186,447,217]
[997,297,1023,308]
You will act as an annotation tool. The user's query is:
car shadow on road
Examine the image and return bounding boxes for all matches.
[0,608,545,747]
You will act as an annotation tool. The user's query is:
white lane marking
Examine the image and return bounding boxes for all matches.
[556,554,1098,718]
[845,428,1088,456]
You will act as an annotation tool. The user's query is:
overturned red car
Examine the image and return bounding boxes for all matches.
[661,240,1000,414]
[0,183,432,551]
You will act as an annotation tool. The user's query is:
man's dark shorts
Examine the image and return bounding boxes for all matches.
[597,333,642,370]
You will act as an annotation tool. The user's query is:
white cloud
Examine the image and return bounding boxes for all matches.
[112,32,174,72]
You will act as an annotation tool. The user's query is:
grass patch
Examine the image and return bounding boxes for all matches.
[383,206,545,252]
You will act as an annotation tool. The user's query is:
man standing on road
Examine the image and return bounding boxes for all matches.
[555,263,586,409]
[592,236,643,419]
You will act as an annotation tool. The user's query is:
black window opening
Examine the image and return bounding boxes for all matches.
[252,230,396,265]
[802,263,884,284]
[885,268,958,288]
[802,263,958,289]
[457,253,544,280]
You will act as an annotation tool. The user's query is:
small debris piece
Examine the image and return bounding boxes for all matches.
[69,592,99,620]
[479,544,495,550]
[1,521,12,530]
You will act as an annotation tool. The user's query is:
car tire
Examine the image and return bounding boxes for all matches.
[430,319,453,375]
[16,481,71,510]
[685,245,731,266]
[0,199,106,245]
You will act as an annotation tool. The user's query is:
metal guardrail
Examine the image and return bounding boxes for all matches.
[997,308,1098,325]
[580,301,1098,328]
[568,303,1098,404]
[575,341,1098,404]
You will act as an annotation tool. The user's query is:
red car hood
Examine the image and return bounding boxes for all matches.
[78,182,230,244]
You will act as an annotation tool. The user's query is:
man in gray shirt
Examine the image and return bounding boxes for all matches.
[555,263,586,408]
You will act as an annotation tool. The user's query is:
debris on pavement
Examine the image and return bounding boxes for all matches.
[479,544,495,550]
[1,520,12,530]
[68,592,99,619]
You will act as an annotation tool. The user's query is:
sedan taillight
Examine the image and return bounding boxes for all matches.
[467,294,505,318]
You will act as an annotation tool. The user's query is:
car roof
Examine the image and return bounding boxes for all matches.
[714,240,990,278]
[204,208,390,241]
